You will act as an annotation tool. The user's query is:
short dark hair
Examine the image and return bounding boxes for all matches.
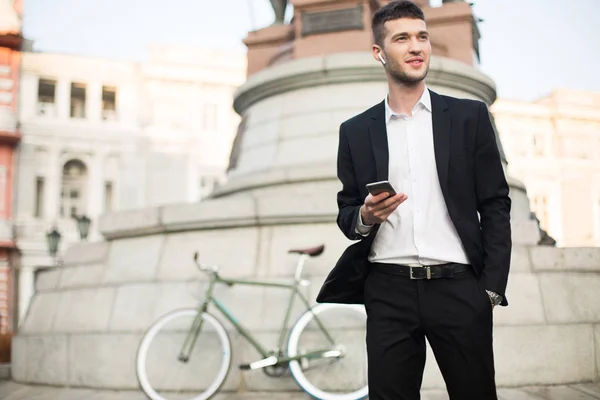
[372,1,426,47]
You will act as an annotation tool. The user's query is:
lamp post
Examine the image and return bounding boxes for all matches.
[45,227,62,267]
[74,215,91,240]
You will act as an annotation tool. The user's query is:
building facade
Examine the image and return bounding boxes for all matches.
[492,89,600,247]
[0,0,23,359]
[14,44,246,323]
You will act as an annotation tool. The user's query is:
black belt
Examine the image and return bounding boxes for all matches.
[371,262,471,280]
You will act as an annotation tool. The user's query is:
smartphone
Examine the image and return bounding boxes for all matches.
[366,180,397,196]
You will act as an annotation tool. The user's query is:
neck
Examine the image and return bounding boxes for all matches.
[387,81,426,116]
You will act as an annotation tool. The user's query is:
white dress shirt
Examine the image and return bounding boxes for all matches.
[357,88,470,267]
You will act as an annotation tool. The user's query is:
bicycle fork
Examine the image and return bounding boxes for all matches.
[178,302,209,363]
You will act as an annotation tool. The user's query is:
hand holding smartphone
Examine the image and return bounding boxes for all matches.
[361,180,407,225]
[366,180,397,196]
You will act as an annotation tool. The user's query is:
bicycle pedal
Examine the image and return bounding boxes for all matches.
[239,355,278,370]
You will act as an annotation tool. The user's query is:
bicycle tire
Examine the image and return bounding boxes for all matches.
[287,303,369,400]
[136,308,231,400]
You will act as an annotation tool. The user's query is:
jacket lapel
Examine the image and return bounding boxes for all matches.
[368,101,389,181]
[430,90,451,200]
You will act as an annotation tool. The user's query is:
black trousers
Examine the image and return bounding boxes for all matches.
[364,265,497,400]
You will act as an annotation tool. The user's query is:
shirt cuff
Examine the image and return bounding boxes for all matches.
[355,208,374,236]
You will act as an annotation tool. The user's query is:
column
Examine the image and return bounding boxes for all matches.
[86,82,102,122]
[43,147,61,220]
[87,151,104,238]
[17,266,34,326]
[55,79,71,120]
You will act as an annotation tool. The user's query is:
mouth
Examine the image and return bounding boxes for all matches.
[406,57,424,67]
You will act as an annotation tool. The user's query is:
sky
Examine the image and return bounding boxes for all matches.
[21,0,600,102]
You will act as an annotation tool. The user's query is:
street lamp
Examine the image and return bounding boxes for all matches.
[74,215,91,240]
[46,227,62,266]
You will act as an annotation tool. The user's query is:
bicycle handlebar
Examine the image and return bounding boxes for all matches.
[193,252,220,274]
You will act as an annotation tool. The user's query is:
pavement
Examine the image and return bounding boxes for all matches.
[0,381,600,400]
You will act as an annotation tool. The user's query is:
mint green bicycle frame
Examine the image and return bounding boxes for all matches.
[177,270,337,366]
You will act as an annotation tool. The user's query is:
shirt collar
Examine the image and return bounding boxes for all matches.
[384,86,432,123]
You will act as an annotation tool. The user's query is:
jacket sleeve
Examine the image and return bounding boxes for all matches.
[474,102,512,306]
[336,122,364,241]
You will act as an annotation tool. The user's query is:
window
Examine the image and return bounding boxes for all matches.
[104,181,113,212]
[37,78,56,116]
[60,159,87,217]
[102,86,117,120]
[203,103,218,130]
[532,134,545,157]
[34,177,45,218]
[70,82,86,118]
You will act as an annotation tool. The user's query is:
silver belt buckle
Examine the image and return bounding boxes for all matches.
[410,266,431,280]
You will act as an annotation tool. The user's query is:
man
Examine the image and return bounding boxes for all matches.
[316,1,511,399]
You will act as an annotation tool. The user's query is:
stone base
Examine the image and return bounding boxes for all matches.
[11,218,600,390]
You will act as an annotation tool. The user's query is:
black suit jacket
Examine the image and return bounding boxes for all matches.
[316,90,512,307]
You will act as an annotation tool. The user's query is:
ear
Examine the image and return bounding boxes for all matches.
[372,45,385,64]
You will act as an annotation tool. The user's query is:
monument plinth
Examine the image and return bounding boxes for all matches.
[12,0,600,393]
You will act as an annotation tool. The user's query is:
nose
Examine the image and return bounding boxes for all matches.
[408,37,422,54]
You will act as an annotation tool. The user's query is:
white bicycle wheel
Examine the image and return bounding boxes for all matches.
[136,308,231,400]
[287,303,368,400]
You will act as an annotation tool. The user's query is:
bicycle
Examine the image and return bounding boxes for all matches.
[135,244,368,400]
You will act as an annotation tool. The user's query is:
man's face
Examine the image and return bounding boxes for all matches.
[375,18,431,85]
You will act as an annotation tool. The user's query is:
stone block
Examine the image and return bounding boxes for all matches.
[280,83,384,116]
[161,197,257,231]
[59,264,105,289]
[511,220,541,246]
[530,246,564,271]
[103,235,164,284]
[62,241,109,266]
[156,228,259,281]
[68,333,141,389]
[19,335,68,385]
[108,284,163,332]
[280,111,334,141]
[53,288,116,332]
[19,292,60,334]
[493,324,595,386]
[275,133,338,168]
[532,247,600,272]
[151,282,204,320]
[244,92,284,126]
[494,273,545,326]
[239,119,280,150]
[99,207,162,239]
[539,273,600,323]
[509,245,532,273]
[234,142,277,175]
[563,248,600,270]
[256,194,337,226]
[10,336,26,382]
[34,268,62,292]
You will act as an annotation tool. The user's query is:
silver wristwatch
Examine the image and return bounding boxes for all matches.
[486,290,503,306]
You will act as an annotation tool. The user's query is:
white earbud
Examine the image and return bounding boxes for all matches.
[378,53,386,65]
